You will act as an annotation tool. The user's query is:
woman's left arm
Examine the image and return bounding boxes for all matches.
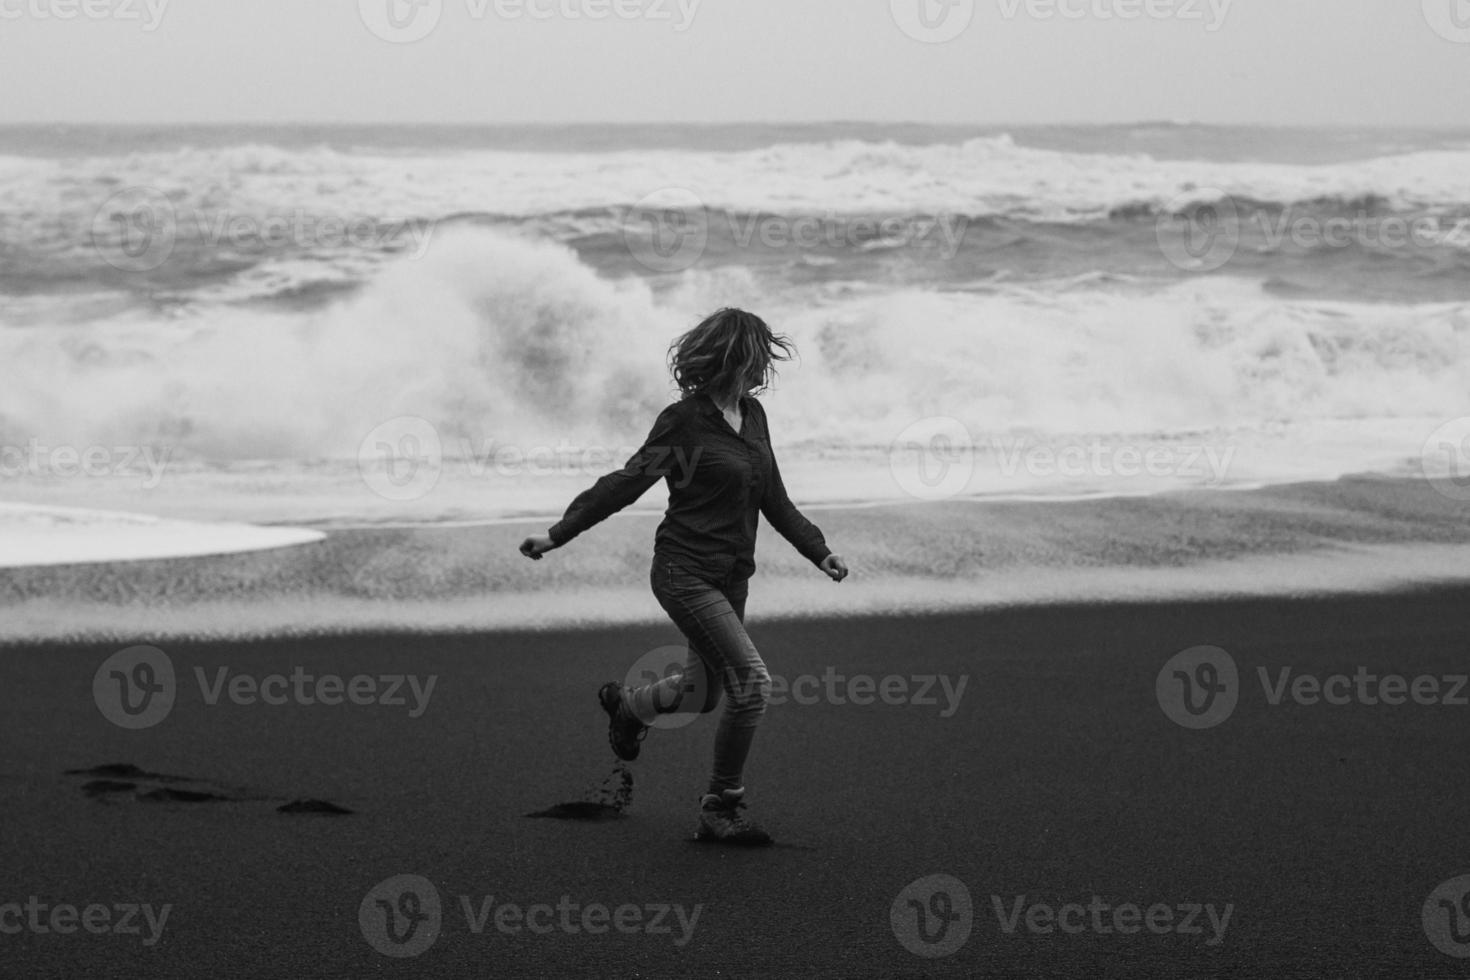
[756,403,848,581]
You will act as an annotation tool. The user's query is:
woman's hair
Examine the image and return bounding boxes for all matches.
[667,308,796,403]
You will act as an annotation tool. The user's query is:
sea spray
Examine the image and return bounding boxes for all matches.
[4,231,1468,461]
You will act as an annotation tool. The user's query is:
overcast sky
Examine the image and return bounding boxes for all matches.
[4,0,1469,126]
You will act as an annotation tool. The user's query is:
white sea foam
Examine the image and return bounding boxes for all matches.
[0,503,323,568]
[6,136,1470,227]
[3,227,1467,466]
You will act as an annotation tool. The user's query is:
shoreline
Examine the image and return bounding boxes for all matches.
[8,562,1470,648]
[3,474,1470,643]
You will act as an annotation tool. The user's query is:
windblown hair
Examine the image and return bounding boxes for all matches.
[667,308,796,404]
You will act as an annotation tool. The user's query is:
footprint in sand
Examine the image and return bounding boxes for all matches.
[526,762,634,821]
[64,763,354,815]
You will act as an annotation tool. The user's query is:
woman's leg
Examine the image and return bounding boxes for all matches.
[625,634,722,722]
[622,557,721,722]
[643,562,768,794]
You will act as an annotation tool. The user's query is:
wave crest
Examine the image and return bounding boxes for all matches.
[3,229,1469,459]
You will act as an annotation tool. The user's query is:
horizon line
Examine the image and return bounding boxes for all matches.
[2,119,1468,130]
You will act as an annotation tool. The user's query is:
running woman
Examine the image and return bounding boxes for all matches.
[519,308,848,846]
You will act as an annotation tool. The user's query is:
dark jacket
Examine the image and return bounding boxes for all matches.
[548,391,831,581]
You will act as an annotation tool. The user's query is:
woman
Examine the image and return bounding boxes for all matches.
[519,308,848,846]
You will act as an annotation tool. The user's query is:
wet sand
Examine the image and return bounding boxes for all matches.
[6,474,1470,642]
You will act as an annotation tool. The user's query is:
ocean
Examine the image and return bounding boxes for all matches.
[3,122,1470,552]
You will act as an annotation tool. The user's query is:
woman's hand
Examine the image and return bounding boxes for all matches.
[820,554,849,582]
[519,534,560,560]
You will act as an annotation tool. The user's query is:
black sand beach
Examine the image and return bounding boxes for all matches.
[4,579,1470,977]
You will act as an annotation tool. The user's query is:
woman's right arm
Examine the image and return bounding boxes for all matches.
[521,402,684,558]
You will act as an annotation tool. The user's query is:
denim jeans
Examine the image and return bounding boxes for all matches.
[628,552,772,794]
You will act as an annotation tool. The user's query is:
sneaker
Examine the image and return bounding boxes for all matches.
[696,787,773,846]
[598,682,648,761]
